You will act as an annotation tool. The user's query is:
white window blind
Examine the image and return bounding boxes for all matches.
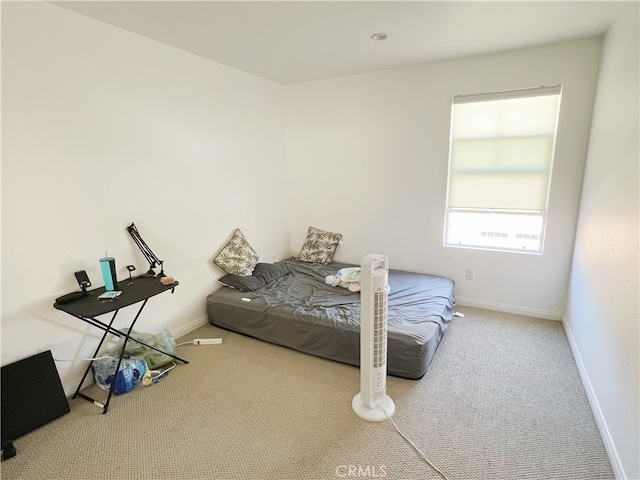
[444,85,561,253]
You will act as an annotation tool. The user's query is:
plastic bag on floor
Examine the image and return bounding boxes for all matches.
[122,329,176,369]
[92,355,150,395]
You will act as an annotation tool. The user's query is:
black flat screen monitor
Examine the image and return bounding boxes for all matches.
[1,350,70,443]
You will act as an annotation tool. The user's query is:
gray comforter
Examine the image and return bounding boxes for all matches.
[206,258,455,379]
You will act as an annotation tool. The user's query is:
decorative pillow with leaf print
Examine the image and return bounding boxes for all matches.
[213,229,259,276]
[296,226,342,265]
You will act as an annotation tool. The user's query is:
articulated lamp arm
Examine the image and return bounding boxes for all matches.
[126,222,165,277]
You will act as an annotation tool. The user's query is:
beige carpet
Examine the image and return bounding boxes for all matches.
[1,307,613,480]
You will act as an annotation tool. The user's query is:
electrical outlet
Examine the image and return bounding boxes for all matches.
[465,268,474,280]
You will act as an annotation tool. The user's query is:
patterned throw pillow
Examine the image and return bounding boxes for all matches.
[297,226,342,265]
[213,229,259,276]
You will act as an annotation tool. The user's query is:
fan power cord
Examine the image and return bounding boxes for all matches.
[54,355,111,362]
[377,405,451,480]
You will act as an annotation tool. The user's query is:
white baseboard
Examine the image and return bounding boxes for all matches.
[455,296,562,321]
[171,314,210,340]
[63,376,89,398]
[562,316,625,480]
[62,315,210,397]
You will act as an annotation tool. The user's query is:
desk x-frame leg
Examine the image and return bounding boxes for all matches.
[72,298,188,414]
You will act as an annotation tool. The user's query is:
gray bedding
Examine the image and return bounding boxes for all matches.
[206,258,455,379]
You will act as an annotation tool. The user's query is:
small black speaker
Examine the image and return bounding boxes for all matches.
[1,351,70,456]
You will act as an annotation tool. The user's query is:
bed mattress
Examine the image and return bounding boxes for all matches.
[206,258,455,379]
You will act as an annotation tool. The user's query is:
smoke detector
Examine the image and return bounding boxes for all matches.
[370,33,388,41]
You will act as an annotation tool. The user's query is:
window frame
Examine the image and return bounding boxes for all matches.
[443,85,562,255]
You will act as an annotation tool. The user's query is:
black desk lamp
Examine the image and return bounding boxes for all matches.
[126,222,166,277]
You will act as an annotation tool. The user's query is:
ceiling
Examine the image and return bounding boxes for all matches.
[52,1,628,85]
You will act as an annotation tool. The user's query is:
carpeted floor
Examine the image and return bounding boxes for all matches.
[0,307,613,480]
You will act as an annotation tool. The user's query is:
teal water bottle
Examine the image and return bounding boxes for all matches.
[99,251,118,291]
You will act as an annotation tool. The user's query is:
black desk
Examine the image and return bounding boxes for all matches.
[54,276,188,413]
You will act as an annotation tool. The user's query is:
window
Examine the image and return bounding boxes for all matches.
[444,85,562,253]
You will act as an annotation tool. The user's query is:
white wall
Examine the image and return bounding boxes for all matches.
[3,5,637,476]
[563,5,639,479]
[1,2,290,390]
[286,38,602,319]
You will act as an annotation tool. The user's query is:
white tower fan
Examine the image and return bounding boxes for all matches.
[352,254,395,421]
